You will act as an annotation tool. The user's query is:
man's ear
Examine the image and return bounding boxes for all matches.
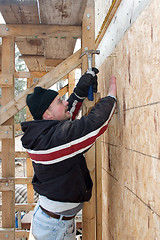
[42,109,52,120]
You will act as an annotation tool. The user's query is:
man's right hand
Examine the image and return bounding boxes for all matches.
[107,76,117,98]
[74,68,99,98]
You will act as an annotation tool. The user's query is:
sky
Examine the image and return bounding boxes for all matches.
[0,12,5,23]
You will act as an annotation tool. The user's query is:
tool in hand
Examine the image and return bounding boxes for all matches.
[80,49,100,101]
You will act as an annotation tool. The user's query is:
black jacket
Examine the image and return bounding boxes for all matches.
[21,92,116,203]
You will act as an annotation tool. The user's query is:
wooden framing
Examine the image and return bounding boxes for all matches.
[95,93,102,240]
[68,70,76,96]
[0,203,36,212]
[0,126,13,139]
[0,49,82,125]
[1,37,15,239]
[0,228,14,239]
[15,71,48,79]
[81,0,103,239]
[0,1,103,239]
[0,24,81,39]
[26,78,34,204]
[0,74,14,87]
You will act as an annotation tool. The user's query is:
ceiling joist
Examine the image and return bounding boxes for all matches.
[0,24,81,39]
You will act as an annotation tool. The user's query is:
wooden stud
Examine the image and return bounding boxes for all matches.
[0,151,28,159]
[0,228,14,240]
[81,0,97,239]
[95,93,102,240]
[68,70,76,96]
[0,178,14,191]
[1,37,15,231]
[26,78,34,203]
[15,123,22,132]
[58,85,68,97]
[15,230,30,239]
[15,71,69,80]
[15,151,28,159]
[15,71,48,79]
[26,151,34,204]
[15,177,32,185]
[0,126,13,139]
[0,203,35,212]
[0,74,14,87]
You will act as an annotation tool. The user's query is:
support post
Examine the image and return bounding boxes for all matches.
[68,70,75,96]
[26,78,34,203]
[1,37,15,239]
[81,0,96,239]
[95,93,102,240]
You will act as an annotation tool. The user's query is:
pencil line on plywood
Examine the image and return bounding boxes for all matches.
[103,143,160,161]
[125,147,160,161]
[123,101,160,112]
[103,168,160,218]
[125,186,160,218]
[104,143,118,148]
[102,168,118,182]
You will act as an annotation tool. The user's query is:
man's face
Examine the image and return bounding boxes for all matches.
[43,95,71,121]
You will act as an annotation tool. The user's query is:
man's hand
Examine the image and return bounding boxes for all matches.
[108,75,117,98]
[74,68,99,97]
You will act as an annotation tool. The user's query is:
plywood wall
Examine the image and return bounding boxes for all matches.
[97,0,160,238]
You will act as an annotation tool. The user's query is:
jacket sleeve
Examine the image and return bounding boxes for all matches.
[27,96,116,164]
[67,92,85,120]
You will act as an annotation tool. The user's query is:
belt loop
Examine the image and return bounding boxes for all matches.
[59,215,63,221]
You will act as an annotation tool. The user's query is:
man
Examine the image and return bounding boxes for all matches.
[21,68,117,240]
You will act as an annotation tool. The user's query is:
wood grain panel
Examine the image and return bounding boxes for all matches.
[98,0,160,238]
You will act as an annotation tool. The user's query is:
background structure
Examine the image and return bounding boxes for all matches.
[0,0,159,239]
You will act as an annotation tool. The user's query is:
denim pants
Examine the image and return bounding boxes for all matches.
[32,202,76,240]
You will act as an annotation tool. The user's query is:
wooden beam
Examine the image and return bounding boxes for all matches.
[0,203,35,212]
[0,178,14,191]
[1,37,15,229]
[82,1,97,239]
[15,230,29,239]
[0,24,81,39]
[0,228,14,239]
[45,58,64,67]
[15,203,36,212]
[0,126,13,139]
[68,70,76,96]
[15,177,32,185]
[0,74,14,87]
[15,71,48,79]
[95,93,103,240]
[15,151,28,158]
[0,151,28,159]
[26,78,34,204]
[0,49,82,125]
[58,85,68,97]
[15,71,78,79]
[15,123,22,132]
[19,55,65,67]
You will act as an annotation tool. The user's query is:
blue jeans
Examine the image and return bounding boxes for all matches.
[32,202,76,240]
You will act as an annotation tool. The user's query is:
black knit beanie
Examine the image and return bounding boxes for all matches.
[26,87,58,120]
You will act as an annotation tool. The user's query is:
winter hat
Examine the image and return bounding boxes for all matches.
[26,87,58,120]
